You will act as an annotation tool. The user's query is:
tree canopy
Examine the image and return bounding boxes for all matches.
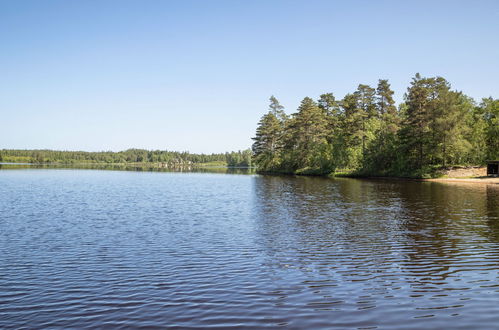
[252,74,498,177]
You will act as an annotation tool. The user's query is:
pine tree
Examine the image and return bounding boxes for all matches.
[338,85,377,166]
[269,95,287,121]
[318,92,341,145]
[467,101,488,164]
[252,96,287,171]
[401,74,472,169]
[338,93,362,168]
[431,91,472,166]
[355,84,377,118]
[376,79,399,133]
[354,84,376,156]
[318,93,340,116]
[250,74,488,177]
[480,97,499,160]
[283,97,331,173]
[361,80,401,174]
[400,73,434,169]
[376,79,396,115]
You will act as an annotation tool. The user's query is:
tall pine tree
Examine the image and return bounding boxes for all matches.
[252,96,287,171]
[283,97,332,173]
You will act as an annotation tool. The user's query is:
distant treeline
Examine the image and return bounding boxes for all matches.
[252,74,499,177]
[0,148,252,167]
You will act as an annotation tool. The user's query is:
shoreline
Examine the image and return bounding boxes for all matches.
[2,162,497,183]
[334,175,499,184]
[422,177,499,184]
[335,166,499,184]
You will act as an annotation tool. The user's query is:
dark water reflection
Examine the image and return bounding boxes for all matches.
[253,177,499,328]
[0,170,498,329]
[0,162,254,175]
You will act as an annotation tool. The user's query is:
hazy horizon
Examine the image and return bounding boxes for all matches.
[1,0,498,153]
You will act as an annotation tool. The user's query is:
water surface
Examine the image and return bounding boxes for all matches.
[1,169,498,328]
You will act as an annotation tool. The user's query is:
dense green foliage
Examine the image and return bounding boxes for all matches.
[225,150,252,167]
[1,148,255,168]
[252,75,498,177]
[0,148,228,165]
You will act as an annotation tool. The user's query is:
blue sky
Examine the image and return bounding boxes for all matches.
[1,0,498,153]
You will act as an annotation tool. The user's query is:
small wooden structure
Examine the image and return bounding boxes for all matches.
[487,160,499,176]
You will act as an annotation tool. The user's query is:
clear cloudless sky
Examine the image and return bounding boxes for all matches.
[1,0,498,153]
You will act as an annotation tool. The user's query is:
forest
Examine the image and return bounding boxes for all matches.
[0,148,252,167]
[2,73,497,177]
[252,74,499,177]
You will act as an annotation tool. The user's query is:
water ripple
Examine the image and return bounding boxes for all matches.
[1,170,499,328]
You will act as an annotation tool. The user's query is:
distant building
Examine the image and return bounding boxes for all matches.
[487,160,499,176]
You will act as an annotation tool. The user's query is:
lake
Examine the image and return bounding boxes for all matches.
[1,168,499,329]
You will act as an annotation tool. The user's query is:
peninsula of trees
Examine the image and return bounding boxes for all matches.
[252,74,498,177]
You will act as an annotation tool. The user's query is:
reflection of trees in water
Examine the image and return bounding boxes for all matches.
[393,182,499,293]
[391,182,461,287]
[251,176,422,303]
[486,185,499,239]
[0,163,255,175]
[252,176,409,267]
[251,176,499,306]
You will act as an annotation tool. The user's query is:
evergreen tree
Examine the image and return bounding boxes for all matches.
[466,101,488,164]
[376,79,399,133]
[318,92,341,143]
[480,97,499,160]
[226,149,253,167]
[354,84,377,157]
[249,74,491,177]
[400,74,474,169]
[400,73,438,169]
[338,93,362,168]
[431,91,472,166]
[318,93,340,116]
[376,79,396,115]
[338,85,377,167]
[362,80,401,174]
[251,96,287,171]
[355,84,377,118]
[283,97,332,173]
[269,95,287,121]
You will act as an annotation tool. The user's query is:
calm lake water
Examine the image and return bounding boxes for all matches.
[1,168,499,329]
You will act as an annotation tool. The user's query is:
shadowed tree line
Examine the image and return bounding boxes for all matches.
[252,74,499,177]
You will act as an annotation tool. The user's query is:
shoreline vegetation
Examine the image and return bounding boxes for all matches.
[0,153,497,183]
[0,149,253,169]
[2,74,497,183]
[251,74,498,181]
[2,161,495,185]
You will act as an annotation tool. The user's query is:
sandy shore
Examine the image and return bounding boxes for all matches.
[421,167,499,184]
[424,177,499,184]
